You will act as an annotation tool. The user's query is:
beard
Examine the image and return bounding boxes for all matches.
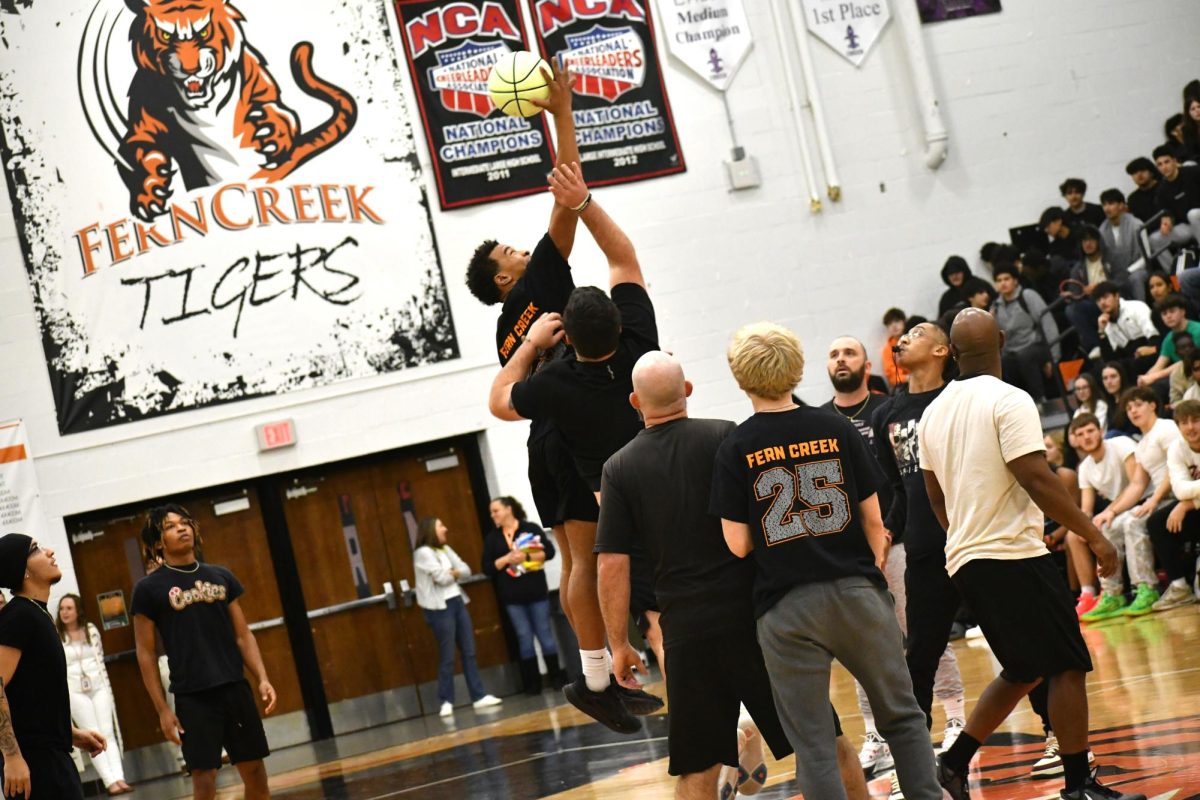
[830,365,866,394]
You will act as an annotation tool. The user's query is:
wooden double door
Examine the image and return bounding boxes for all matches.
[67,438,508,765]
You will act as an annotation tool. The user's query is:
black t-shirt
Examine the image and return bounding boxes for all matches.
[0,598,71,753]
[596,418,754,646]
[481,522,555,606]
[1063,203,1105,231]
[870,386,947,561]
[1156,166,1200,224]
[510,283,659,490]
[496,234,576,443]
[821,394,892,517]
[131,563,246,694]
[709,407,886,618]
[1127,185,1161,226]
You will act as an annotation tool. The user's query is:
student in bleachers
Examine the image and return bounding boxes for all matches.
[1098,189,1153,291]
[1163,114,1191,164]
[1094,282,1160,374]
[937,256,994,318]
[1040,208,1081,266]
[1182,81,1200,163]
[992,263,1060,403]
[1044,429,1099,615]
[1019,248,1069,304]
[1060,178,1105,229]
[881,308,909,389]
[1072,373,1108,430]
[1100,362,1138,437]
[1076,403,1161,621]
[1168,333,1198,407]
[1125,157,1163,227]
[1063,226,1112,358]
[1151,144,1200,249]
[1148,398,1200,610]
[1137,294,1200,389]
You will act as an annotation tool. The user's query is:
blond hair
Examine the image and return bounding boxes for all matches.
[727,322,805,400]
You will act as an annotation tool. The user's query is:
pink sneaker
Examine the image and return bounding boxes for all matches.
[1075,592,1098,618]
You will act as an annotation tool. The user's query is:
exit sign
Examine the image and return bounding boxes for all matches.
[255,419,297,451]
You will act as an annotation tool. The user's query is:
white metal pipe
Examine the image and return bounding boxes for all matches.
[893,0,949,169]
[769,0,822,212]
[783,0,841,200]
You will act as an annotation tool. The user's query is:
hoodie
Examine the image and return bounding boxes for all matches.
[993,287,1061,361]
[938,257,996,317]
[1099,212,1146,293]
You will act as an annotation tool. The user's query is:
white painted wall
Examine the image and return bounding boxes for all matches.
[1,0,1196,597]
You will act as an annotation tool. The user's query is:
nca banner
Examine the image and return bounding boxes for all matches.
[659,0,752,92]
[395,0,557,210]
[0,0,459,435]
[527,0,685,186]
[0,422,51,546]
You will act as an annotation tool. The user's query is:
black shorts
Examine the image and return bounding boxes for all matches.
[0,748,83,800]
[663,626,794,776]
[176,680,270,770]
[528,429,598,527]
[952,555,1093,684]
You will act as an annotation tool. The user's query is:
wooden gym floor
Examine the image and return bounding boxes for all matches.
[159,605,1200,799]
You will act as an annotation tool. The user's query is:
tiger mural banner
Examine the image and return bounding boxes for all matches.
[394,0,557,210]
[0,0,459,435]
[525,0,686,188]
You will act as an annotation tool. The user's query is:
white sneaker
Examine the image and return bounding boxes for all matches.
[940,717,966,752]
[1031,733,1094,778]
[472,694,502,710]
[438,701,453,717]
[964,625,985,640]
[858,732,894,773]
[1153,581,1197,611]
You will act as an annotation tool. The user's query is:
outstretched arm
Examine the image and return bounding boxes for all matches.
[534,63,582,259]
[548,163,644,289]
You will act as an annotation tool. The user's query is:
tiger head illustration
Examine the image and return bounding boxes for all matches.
[118,0,357,220]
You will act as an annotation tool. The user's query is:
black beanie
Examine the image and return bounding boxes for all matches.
[0,534,31,591]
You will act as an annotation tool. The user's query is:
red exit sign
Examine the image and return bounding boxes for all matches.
[255,419,297,451]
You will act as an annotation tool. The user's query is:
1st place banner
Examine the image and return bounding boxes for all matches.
[526,0,686,187]
[395,0,557,210]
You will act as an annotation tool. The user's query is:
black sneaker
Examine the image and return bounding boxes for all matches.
[564,677,641,734]
[936,754,970,800]
[1060,768,1146,800]
[612,677,664,715]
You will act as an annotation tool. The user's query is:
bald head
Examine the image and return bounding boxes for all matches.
[631,351,691,423]
[950,307,1002,361]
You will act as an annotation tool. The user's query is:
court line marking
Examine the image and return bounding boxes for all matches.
[364,737,669,798]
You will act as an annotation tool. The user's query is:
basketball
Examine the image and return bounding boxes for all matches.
[488,51,552,118]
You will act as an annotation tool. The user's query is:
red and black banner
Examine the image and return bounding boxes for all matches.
[395,0,556,209]
[526,0,685,187]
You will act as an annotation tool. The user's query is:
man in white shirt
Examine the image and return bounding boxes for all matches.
[1093,282,1160,370]
[1149,399,1200,610]
[919,309,1136,800]
[1067,415,1156,622]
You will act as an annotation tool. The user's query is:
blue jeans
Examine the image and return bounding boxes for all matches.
[505,599,558,660]
[424,596,487,704]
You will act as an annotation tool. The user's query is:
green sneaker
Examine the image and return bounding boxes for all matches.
[1081,593,1127,621]
[1121,583,1160,616]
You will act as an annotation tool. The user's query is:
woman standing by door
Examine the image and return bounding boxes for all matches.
[482,497,567,694]
[413,517,502,717]
[56,594,133,795]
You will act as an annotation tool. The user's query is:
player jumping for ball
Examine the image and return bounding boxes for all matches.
[465,62,590,673]
[489,161,664,732]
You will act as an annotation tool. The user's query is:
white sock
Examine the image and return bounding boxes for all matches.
[581,648,609,692]
[1080,585,1095,597]
[863,715,878,737]
[604,648,613,676]
[942,695,966,722]
[1171,577,1189,590]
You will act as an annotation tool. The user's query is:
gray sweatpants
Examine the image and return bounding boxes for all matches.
[757,576,941,800]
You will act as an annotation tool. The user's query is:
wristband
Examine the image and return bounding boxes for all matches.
[571,192,592,213]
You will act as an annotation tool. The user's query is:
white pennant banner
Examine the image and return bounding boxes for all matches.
[800,0,891,67]
[659,0,753,91]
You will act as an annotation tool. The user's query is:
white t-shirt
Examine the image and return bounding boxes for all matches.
[1167,439,1200,502]
[1077,436,1136,501]
[918,375,1048,576]
[1135,418,1182,488]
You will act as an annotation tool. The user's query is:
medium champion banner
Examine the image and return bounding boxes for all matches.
[0,1,458,435]
[526,0,685,187]
[395,0,557,210]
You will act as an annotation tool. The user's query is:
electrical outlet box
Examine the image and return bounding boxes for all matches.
[725,154,761,191]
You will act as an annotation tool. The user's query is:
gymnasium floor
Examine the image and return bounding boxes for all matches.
[147,606,1200,799]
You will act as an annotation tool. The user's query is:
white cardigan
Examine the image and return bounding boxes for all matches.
[413,545,471,610]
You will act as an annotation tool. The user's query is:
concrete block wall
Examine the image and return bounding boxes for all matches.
[0,0,1196,595]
